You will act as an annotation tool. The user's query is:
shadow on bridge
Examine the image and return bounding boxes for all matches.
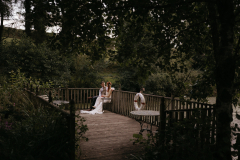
[78,110,158,160]
[24,85,216,160]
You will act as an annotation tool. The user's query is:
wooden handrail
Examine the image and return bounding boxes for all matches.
[24,88,75,160]
[165,108,215,112]
[25,84,216,146]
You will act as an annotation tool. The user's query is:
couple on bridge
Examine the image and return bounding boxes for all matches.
[80,81,113,115]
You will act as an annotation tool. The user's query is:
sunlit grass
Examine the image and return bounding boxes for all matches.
[99,72,118,86]
[2,37,20,44]
[3,37,13,43]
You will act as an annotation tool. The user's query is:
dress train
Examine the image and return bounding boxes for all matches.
[80,96,103,115]
[80,90,112,115]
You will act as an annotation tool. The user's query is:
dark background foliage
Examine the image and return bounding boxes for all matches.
[1,0,240,159]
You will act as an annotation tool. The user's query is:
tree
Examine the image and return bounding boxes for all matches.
[68,54,103,88]
[103,0,239,159]
[0,0,13,44]
[21,0,110,59]
[22,0,53,43]
[112,20,158,92]
[47,0,109,59]
[23,0,31,37]
[31,0,48,44]
[1,37,70,83]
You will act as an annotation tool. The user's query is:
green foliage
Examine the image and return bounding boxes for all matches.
[0,69,30,113]
[188,74,215,102]
[3,27,24,39]
[0,69,88,160]
[75,114,89,158]
[131,110,215,160]
[144,69,211,100]
[0,109,71,160]
[100,72,118,85]
[116,66,146,92]
[113,19,158,77]
[0,36,70,84]
[109,9,210,98]
[68,54,104,88]
[42,0,109,59]
[145,73,177,97]
[0,0,14,44]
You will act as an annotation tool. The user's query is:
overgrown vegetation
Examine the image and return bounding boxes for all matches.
[0,36,70,83]
[1,0,240,159]
[0,70,88,160]
[131,110,215,160]
[68,54,104,88]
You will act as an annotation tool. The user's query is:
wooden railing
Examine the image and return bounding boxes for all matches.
[26,84,216,145]
[26,84,99,110]
[109,90,216,145]
[110,90,162,125]
[163,97,216,144]
[24,87,75,160]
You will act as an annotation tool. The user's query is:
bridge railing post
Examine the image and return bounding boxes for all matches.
[118,84,121,114]
[36,86,39,96]
[67,86,69,101]
[49,91,52,103]
[159,97,166,142]
[69,99,75,160]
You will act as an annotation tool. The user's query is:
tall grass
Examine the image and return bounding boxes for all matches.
[0,69,88,160]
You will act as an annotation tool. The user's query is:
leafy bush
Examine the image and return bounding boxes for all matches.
[145,73,176,97]
[0,36,70,84]
[0,70,88,160]
[144,69,206,99]
[68,54,103,88]
[115,66,147,92]
[0,109,71,160]
[131,110,215,160]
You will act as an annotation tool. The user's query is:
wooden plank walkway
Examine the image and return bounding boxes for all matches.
[77,110,158,160]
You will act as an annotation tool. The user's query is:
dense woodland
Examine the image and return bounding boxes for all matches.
[1,0,240,159]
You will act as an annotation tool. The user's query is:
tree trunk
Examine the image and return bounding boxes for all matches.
[32,1,47,44]
[24,0,31,37]
[0,11,3,55]
[59,3,68,54]
[215,1,235,159]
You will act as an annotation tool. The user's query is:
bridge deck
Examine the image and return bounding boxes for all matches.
[77,110,158,160]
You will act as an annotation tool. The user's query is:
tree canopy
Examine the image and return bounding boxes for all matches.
[1,0,240,159]
[102,0,239,159]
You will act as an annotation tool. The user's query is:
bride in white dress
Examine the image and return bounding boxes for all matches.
[80,82,113,115]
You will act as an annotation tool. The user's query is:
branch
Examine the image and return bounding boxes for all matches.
[172,68,194,96]
[174,20,208,38]
[234,35,240,59]
[234,4,240,17]
[207,2,219,62]
[105,0,216,12]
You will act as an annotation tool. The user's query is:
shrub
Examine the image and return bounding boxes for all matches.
[0,70,88,160]
[145,73,175,97]
[68,54,103,88]
[116,66,146,92]
[0,36,70,84]
[131,110,216,160]
[0,109,71,160]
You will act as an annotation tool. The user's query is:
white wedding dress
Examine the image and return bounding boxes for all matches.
[80,91,111,115]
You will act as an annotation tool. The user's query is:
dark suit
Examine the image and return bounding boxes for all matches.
[90,96,98,110]
[90,86,107,110]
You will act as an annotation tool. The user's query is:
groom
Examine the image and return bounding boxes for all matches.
[88,81,108,111]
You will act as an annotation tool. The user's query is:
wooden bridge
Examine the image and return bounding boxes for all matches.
[25,85,216,160]
[78,110,158,160]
